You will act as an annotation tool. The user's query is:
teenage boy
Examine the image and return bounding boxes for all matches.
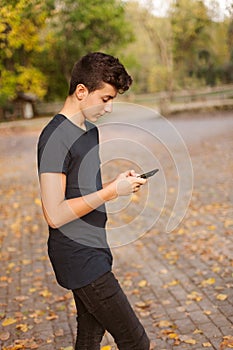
[37,52,150,350]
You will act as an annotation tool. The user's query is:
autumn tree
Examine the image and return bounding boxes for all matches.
[0,0,54,106]
[0,0,133,105]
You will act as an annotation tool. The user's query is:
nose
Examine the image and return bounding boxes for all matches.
[104,100,113,113]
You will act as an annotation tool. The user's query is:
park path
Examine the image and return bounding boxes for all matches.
[0,110,233,349]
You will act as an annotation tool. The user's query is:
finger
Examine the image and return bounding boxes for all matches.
[132,184,141,193]
[135,178,147,185]
[129,169,137,177]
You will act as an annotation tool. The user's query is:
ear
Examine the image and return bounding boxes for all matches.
[75,84,88,100]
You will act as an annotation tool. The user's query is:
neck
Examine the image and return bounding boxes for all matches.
[59,95,86,130]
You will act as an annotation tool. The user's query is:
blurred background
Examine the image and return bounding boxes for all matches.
[0,0,233,120]
[1,2,233,349]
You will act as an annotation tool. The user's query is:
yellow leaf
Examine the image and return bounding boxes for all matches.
[221,335,233,348]
[216,294,228,301]
[138,280,147,288]
[168,279,180,287]
[168,333,179,339]
[177,228,185,235]
[158,320,173,328]
[203,310,212,315]
[34,198,42,206]
[135,301,151,309]
[201,278,216,287]
[207,225,216,231]
[22,259,31,265]
[39,289,52,298]
[101,346,111,350]
[212,266,221,273]
[7,262,15,270]
[46,312,58,321]
[16,323,28,332]
[187,291,203,302]
[2,317,17,326]
[202,342,211,347]
[184,338,196,345]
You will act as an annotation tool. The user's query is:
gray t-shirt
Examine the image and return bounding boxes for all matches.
[37,114,112,289]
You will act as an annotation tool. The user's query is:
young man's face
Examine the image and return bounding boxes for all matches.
[81,83,117,122]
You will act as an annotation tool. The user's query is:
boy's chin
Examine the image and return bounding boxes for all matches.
[87,114,102,122]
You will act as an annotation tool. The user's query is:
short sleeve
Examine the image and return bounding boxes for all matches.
[38,127,70,175]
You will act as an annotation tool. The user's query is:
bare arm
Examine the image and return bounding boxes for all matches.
[39,171,146,228]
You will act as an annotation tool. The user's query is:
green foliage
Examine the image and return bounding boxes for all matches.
[0,0,54,106]
[170,0,212,86]
[39,0,134,100]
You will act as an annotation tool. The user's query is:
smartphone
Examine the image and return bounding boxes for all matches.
[138,168,159,179]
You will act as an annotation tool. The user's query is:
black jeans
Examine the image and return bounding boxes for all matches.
[72,271,150,350]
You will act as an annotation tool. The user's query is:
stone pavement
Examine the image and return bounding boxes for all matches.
[0,113,233,350]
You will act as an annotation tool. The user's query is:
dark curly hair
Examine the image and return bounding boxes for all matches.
[69,52,132,95]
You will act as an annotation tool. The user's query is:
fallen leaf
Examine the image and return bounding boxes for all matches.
[135,301,151,309]
[157,320,173,328]
[7,262,15,270]
[16,324,28,332]
[216,294,228,301]
[203,342,212,347]
[34,198,42,206]
[184,338,197,345]
[164,279,180,288]
[22,259,31,265]
[14,296,29,302]
[207,225,216,231]
[138,280,147,288]
[212,266,221,273]
[39,289,52,298]
[46,311,58,321]
[187,291,203,302]
[2,317,17,326]
[203,310,212,315]
[220,335,233,349]
[168,333,179,339]
[200,278,216,287]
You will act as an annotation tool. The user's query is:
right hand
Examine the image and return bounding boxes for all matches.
[107,170,147,198]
